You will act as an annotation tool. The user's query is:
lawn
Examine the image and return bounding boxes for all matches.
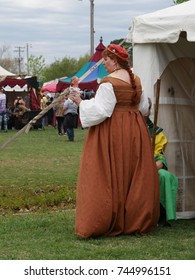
[0,127,194,260]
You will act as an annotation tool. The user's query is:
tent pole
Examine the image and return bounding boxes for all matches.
[152,79,161,151]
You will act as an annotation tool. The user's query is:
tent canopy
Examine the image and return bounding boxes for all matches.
[127,0,195,44]
[127,0,195,100]
[0,66,15,77]
[3,85,27,92]
[0,77,26,88]
[127,0,195,218]
[42,81,57,93]
[57,37,108,92]
[42,78,67,93]
[0,76,41,110]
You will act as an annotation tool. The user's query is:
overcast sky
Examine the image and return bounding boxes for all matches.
[0,0,174,65]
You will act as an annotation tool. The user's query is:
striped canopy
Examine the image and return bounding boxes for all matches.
[57,37,108,92]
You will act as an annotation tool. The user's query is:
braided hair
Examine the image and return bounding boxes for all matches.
[102,49,139,104]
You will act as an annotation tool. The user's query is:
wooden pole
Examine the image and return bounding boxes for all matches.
[152,79,161,151]
[24,94,65,133]
[0,38,128,152]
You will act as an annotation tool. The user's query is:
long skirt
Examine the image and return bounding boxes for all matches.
[75,109,160,238]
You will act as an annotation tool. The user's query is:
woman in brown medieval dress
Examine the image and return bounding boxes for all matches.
[69,44,160,238]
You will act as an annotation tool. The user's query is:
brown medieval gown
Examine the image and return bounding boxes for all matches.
[75,76,160,238]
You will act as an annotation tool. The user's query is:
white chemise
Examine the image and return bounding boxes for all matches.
[79,82,149,128]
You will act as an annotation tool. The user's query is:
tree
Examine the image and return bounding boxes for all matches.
[42,54,90,82]
[0,44,18,73]
[27,55,46,82]
[173,0,189,4]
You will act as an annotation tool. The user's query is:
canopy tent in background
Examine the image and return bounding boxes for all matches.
[57,37,108,92]
[0,77,27,106]
[0,65,16,77]
[127,0,195,219]
[22,76,40,110]
[3,85,28,92]
[42,80,58,93]
[0,77,26,88]
[41,77,67,94]
[0,76,41,110]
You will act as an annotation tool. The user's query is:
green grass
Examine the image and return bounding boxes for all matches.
[0,211,194,260]
[0,127,195,260]
[0,127,85,212]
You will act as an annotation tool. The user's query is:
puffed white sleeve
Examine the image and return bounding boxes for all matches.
[139,90,149,116]
[79,82,116,128]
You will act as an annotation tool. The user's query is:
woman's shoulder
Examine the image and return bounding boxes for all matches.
[100,76,122,85]
[100,76,112,83]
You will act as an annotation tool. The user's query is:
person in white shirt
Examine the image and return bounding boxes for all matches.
[69,44,159,239]
[62,93,78,141]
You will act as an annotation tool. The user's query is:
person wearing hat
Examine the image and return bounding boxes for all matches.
[69,44,160,238]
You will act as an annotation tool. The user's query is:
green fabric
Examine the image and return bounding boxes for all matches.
[146,118,163,137]
[155,153,167,169]
[158,169,178,221]
[147,118,168,168]
[146,117,178,221]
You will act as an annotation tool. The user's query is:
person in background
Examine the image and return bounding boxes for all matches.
[53,92,65,136]
[0,88,8,132]
[62,92,78,141]
[14,96,25,107]
[40,93,47,110]
[40,93,47,126]
[13,96,30,116]
[24,93,30,110]
[45,93,54,126]
[145,98,178,226]
[70,76,80,89]
[69,44,159,238]
[6,102,14,130]
[62,94,69,135]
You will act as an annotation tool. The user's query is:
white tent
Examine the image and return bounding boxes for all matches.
[127,0,195,219]
[0,65,15,77]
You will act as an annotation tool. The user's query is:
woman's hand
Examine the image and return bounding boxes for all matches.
[69,91,82,105]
